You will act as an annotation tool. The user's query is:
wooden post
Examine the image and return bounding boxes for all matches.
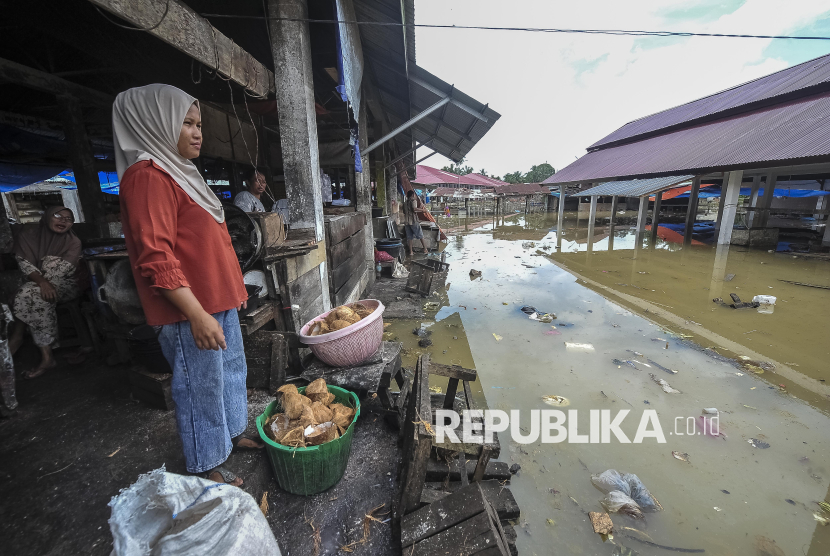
[650,190,662,246]
[356,99,375,287]
[717,170,743,245]
[683,177,701,246]
[557,186,566,249]
[56,94,108,234]
[375,147,386,215]
[269,0,324,241]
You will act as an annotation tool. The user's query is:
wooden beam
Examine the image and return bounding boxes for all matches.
[56,95,109,232]
[88,0,274,97]
[0,57,112,106]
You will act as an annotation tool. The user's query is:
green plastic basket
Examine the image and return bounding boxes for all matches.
[256,385,360,495]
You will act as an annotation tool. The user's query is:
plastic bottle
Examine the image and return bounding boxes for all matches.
[376,262,382,279]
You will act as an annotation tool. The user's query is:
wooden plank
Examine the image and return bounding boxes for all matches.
[334,266,368,306]
[288,264,324,323]
[472,446,492,483]
[429,363,477,382]
[443,378,459,410]
[331,247,366,292]
[325,212,366,246]
[482,499,511,556]
[88,0,273,96]
[240,301,276,336]
[399,355,434,516]
[410,511,498,556]
[328,227,365,269]
[56,94,108,230]
[456,455,470,487]
[478,480,521,521]
[401,482,487,547]
[243,330,277,389]
[425,460,511,482]
[269,333,287,395]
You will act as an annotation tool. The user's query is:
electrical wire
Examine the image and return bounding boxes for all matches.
[199,15,830,41]
[95,0,171,32]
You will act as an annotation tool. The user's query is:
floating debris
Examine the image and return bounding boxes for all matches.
[748,438,770,449]
[423,302,440,311]
[671,451,690,463]
[492,333,503,341]
[565,342,595,353]
[589,511,614,535]
[542,395,570,407]
[650,373,681,394]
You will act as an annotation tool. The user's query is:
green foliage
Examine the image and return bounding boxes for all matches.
[441,157,474,175]
[502,163,556,184]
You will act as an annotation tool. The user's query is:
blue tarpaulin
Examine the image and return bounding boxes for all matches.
[673,186,830,199]
[0,170,120,194]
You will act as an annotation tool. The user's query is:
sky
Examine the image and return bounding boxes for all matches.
[413,0,830,179]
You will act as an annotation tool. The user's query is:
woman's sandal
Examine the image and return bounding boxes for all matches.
[205,465,243,487]
[231,434,264,451]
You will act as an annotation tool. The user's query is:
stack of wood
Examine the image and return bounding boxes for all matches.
[394,355,520,555]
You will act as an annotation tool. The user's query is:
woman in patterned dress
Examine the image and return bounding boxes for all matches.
[9,207,87,378]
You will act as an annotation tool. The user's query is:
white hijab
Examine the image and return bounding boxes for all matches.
[112,84,224,223]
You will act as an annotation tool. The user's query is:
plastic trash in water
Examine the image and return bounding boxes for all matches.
[565,342,595,353]
[753,295,776,314]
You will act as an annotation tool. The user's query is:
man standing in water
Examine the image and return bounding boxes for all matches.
[403,189,429,256]
[233,169,270,213]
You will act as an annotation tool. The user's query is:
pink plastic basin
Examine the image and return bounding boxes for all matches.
[299,299,385,367]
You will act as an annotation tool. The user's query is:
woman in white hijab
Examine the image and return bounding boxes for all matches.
[114,84,261,486]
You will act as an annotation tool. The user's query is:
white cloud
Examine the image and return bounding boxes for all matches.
[413,0,830,177]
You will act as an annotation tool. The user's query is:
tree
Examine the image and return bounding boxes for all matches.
[501,163,556,184]
[441,157,473,175]
[524,163,555,183]
[503,171,523,184]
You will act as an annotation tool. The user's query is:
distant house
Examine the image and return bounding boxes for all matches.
[412,165,508,193]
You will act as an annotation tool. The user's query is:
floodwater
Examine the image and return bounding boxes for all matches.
[386,212,830,556]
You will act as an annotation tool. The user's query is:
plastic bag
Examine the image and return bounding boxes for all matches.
[600,490,644,519]
[392,261,409,279]
[591,469,660,516]
[109,467,281,556]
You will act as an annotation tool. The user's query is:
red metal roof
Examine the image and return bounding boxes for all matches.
[544,90,830,185]
[590,53,830,150]
[412,166,508,187]
[496,183,547,195]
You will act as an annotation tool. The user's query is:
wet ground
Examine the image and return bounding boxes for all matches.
[0,346,399,556]
[389,212,830,556]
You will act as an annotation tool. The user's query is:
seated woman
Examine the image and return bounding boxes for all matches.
[9,207,88,378]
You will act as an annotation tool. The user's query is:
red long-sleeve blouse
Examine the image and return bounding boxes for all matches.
[120,160,247,326]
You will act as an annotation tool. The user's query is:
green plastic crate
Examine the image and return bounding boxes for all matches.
[256,385,360,495]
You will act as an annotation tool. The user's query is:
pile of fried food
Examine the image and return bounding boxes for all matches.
[308,302,375,336]
[263,378,356,448]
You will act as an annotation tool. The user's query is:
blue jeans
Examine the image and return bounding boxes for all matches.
[158,309,248,473]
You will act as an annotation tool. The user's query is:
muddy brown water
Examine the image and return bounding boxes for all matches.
[386,213,830,556]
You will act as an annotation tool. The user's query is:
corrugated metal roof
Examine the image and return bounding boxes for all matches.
[577,176,693,197]
[495,183,548,195]
[412,166,505,187]
[545,91,830,185]
[591,54,830,150]
[406,65,501,163]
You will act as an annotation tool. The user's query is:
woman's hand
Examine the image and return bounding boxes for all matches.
[190,311,227,351]
[236,300,248,311]
[37,279,57,302]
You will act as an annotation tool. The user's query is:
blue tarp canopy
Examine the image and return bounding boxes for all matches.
[0,170,119,194]
[673,186,830,199]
